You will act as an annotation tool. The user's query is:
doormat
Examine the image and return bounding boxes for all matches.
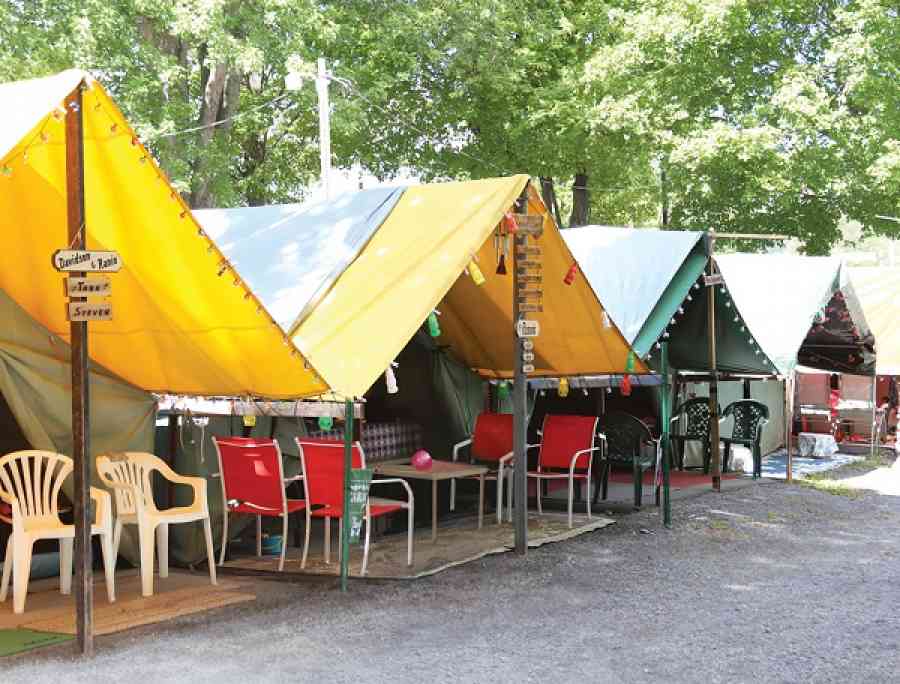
[0,628,72,657]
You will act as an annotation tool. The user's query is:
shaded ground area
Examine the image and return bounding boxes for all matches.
[6,478,900,683]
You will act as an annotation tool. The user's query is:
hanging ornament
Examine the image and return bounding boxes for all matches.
[496,253,507,275]
[385,364,399,394]
[468,259,486,286]
[497,381,511,401]
[503,211,519,234]
[620,375,633,397]
[318,415,334,431]
[625,350,636,373]
[558,377,570,398]
[427,311,441,337]
[563,262,578,285]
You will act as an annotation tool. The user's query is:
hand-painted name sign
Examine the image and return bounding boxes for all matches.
[65,276,111,297]
[703,273,724,287]
[67,302,113,322]
[53,250,122,273]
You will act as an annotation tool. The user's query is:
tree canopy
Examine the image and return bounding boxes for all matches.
[1,0,897,252]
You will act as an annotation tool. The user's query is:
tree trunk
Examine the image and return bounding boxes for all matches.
[570,171,589,227]
[660,161,670,226]
[190,62,231,208]
[539,176,563,228]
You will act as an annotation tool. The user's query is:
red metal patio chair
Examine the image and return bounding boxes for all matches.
[450,412,514,523]
[296,438,413,576]
[212,437,308,572]
[527,415,605,528]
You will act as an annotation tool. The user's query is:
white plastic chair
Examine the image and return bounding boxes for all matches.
[0,450,116,614]
[96,452,216,597]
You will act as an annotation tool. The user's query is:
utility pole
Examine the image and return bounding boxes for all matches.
[316,57,332,202]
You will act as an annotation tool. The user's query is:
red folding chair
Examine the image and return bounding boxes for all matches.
[450,413,514,523]
[212,437,308,571]
[527,415,605,528]
[296,438,414,576]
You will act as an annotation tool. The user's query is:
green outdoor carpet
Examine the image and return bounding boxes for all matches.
[0,628,72,657]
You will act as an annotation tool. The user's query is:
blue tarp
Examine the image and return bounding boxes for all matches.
[194,187,404,329]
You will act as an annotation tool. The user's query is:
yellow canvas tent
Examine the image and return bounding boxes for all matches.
[0,70,326,399]
[849,267,900,375]
[291,176,645,397]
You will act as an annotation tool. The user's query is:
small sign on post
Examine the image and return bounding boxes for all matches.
[67,302,113,322]
[65,276,111,297]
[516,319,540,338]
[347,468,374,544]
[703,273,724,287]
[53,250,122,273]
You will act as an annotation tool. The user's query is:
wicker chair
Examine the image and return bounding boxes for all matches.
[670,398,719,473]
[721,401,769,479]
[598,412,660,508]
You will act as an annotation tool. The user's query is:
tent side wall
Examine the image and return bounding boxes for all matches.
[679,379,786,465]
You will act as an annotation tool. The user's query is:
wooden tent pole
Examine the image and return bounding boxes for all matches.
[512,198,528,555]
[65,81,93,656]
[707,254,721,492]
[661,341,672,528]
[340,398,354,592]
[785,373,794,482]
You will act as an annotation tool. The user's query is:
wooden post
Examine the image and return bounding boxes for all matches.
[660,341,672,528]
[870,375,878,459]
[707,254,721,492]
[340,398,354,591]
[784,373,794,482]
[512,205,528,555]
[65,82,93,656]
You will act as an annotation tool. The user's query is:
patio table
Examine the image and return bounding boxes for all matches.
[797,432,839,459]
[374,461,488,541]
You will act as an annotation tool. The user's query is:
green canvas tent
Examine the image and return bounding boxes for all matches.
[562,226,778,374]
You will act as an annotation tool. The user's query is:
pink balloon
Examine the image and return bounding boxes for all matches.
[411,449,432,471]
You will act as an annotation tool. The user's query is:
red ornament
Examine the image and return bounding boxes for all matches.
[620,375,632,397]
[564,262,578,285]
[503,211,518,234]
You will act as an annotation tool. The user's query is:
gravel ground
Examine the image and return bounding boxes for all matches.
[6,478,900,684]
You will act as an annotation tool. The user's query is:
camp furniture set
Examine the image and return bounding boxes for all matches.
[0,449,215,614]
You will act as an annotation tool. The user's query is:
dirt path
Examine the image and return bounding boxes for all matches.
[7,479,900,683]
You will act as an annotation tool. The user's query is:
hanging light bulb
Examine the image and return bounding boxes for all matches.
[724,300,731,308]
[468,259,486,286]
[385,364,399,394]
[693,283,700,290]
[663,331,670,338]
[670,318,677,326]
[583,388,589,396]
[656,342,662,349]
[540,390,546,397]
[558,377,570,397]
[733,315,739,322]
[564,262,578,285]
[678,307,684,315]
[687,294,693,301]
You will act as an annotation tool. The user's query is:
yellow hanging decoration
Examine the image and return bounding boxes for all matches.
[468,259,486,286]
[242,414,257,427]
[558,377,570,397]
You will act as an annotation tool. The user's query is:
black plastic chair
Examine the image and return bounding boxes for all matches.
[670,398,719,473]
[721,400,769,479]
[597,412,659,508]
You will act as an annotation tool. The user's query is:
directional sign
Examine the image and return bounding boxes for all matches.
[516,320,540,338]
[53,250,122,273]
[511,214,543,237]
[65,276,111,298]
[67,301,113,322]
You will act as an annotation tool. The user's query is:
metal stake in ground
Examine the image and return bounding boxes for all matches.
[65,81,93,656]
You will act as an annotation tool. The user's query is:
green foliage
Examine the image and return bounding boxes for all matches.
[0,0,896,249]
